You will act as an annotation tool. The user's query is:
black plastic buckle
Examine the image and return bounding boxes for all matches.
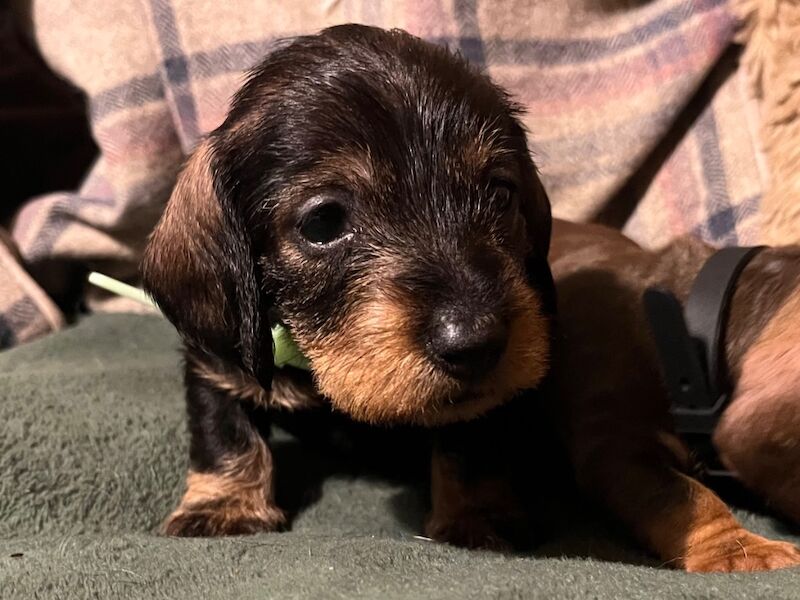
[643,288,723,435]
[644,288,732,478]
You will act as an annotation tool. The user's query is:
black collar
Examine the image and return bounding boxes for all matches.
[644,246,765,476]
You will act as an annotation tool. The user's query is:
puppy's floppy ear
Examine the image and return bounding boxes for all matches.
[521,170,552,259]
[523,174,557,317]
[142,139,273,386]
[514,139,556,316]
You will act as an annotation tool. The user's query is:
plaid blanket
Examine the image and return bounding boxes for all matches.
[2,0,767,347]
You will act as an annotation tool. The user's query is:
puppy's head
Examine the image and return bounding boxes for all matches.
[143,25,553,426]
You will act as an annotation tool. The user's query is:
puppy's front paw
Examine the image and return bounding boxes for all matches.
[685,531,800,572]
[424,510,517,551]
[162,500,287,537]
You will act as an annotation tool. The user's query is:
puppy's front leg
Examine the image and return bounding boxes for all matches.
[425,415,529,551]
[573,430,800,572]
[163,360,286,537]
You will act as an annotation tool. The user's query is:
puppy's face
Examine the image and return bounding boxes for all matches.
[143,25,553,426]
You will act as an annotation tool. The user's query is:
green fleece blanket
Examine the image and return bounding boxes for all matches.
[2,314,799,599]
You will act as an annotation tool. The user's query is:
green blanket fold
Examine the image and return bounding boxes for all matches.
[1,315,799,599]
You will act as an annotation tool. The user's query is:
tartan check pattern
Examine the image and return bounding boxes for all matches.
[4,0,765,347]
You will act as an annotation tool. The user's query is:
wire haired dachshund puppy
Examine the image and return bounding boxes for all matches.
[550,219,800,572]
[142,24,554,546]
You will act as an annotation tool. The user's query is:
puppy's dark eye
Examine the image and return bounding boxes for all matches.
[297,201,350,245]
[489,178,517,211]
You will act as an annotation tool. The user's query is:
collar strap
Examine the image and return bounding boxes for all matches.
[644,245,765,478]
[644,246,765,436]
[684,246,765,402]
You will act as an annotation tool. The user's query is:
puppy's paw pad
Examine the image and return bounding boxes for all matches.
[424,512,514,551]
[686,533,800,572]
[162,503,287,537]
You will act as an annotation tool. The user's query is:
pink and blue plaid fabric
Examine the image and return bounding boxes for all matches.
[3,0,765,347]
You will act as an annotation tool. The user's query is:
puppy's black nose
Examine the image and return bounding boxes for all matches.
[428,310,508,378]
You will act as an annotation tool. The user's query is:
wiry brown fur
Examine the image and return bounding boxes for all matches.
[715,287,800,523]
[301,264,549,426]
[163,435,286,537]
[304,288,452,425]
[191,357,322,412]
[142,25,554,544]
[143,142,227,339]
